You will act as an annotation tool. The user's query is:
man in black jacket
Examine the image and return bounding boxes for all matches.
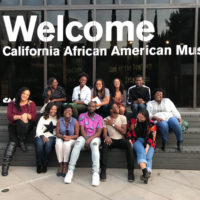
[127,75,151,118]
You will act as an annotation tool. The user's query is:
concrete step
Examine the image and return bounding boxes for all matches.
[0,143,199,170]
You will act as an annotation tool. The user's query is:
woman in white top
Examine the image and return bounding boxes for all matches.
[147,88,183,151]
[34,103,59,173]
[91,79,110,118]
[71,72,91,118]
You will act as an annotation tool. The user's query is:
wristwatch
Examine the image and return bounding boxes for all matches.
[112,123,115,127]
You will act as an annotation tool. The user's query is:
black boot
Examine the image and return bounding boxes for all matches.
[177,141,183,152]
[128,170,135,182]
[100,168,107,182]
[140,168,150,184]
[1,142,16,176]
[161,141,166,151]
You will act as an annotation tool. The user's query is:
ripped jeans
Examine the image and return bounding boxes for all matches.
[68,136,101,173]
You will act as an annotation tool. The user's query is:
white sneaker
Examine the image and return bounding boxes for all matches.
[92,172,100,186]
[64,170,73,184]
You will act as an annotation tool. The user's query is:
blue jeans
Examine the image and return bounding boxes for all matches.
[156,117,183,143]
[68,136,101,173]
[133,138,154,173]
[34,136,56,167]
[131,103,146,118]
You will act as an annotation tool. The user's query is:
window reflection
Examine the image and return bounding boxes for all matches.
[96,0,119,4]
[96,9,143,89]
[47,0,67,5]
[147,0,169,3]
[146,8,195,107]
[47,10,93,100]
[71,0,92,5]
[22,0,43,5]
[0,0,19,6]
[121,0,144,4]
[0,11,44,105]
[173,0,196,3]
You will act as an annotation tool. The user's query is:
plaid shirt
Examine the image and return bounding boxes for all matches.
[126,118,157,149]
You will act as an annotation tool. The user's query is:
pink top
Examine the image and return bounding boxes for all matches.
[78,112,103,137]
[7,101,37,125]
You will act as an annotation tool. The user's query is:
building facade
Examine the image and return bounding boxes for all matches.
[0,0,200,107]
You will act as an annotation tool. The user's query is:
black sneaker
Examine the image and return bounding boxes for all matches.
[37,166,42,174]
[100,169,107,182]
[128,171,135,182]
[19,141,27,152]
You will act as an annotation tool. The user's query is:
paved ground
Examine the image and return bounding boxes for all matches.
[0,167,200,200]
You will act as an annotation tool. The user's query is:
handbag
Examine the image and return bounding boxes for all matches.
[181,119,189,132]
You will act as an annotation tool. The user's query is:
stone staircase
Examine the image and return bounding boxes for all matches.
[0,107,200,170]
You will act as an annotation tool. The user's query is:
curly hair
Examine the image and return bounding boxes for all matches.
[43,102,59,120]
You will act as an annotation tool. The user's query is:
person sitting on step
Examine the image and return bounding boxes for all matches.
[126,109,156,184]
[64,101,103,187]
[1,87,37,176]
[34,102,59,174]
[55,105,79,177]
[147,88,183,151]
[100,103,135,182]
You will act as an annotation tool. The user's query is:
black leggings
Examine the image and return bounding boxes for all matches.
[8,120,33,144]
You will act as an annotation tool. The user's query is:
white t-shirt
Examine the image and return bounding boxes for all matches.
[103,115,127,140]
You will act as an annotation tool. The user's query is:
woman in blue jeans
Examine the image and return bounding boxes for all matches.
[127,109,156,184]
[34,103,59,173]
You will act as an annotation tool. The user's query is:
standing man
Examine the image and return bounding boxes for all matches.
[127,75,151,118]
[64,101,103,186]
[100,103,134,182]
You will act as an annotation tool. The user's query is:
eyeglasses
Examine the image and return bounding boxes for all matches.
[78,93,81,100]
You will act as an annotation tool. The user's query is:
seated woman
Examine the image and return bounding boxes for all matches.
[34,103,59,173]
[42,77,66,113]
[147,88,183,151]
[71,72,91,118]
[2,87,37,176]
[110,78,126,115]
[55,105,79,177]
[91,79,110,118]
[126,109,156,184]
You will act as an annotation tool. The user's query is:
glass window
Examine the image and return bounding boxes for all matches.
[96,9,143,91]
[46,10,93,100]
[121,0,144,4]
[71,0,92,4]
[147,0,170,3]
[146,8,195,107]
[197,9,200,107]
[96,0,119,4]
[0,11,44,106]
[47,0,68,5]
[23,0,43,5]
[0,0,19,6]
[173,0,196,3]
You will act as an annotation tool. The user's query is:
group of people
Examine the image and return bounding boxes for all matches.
[1,73,183,186]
